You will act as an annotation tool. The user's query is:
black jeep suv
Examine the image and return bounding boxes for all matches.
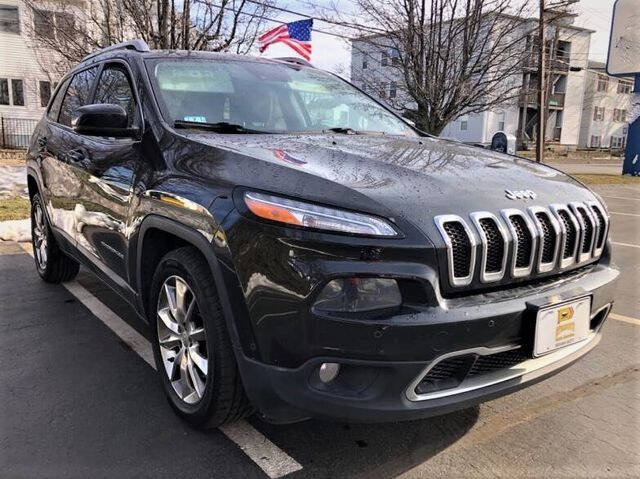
[27,40,618,426]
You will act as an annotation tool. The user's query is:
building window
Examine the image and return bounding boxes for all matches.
[590,135,601,148]
[33,9,73,40]
[610,137,625,149]
[362,57,367,69]
[389,81,397,98]
[0,4,19,33]
[11,79,24,106]
[460,115,469,131]
[381,51,388,67]
[0,78,9,105]
[33,9,54,39]
[596,75,609,92]
[613,108,627,122]
[593,106,605,121]
[40,81,52,107]
[379,82,387,98]
[391,48,401,66]
[498,111,505,131]
[617,81,632,94]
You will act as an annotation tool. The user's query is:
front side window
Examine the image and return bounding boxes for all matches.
[11,79,24,106]
[146,59,415,136]
[47,78,70,121]
[0,4,19,33]
[590,135,601,148]
[58,67,98,126]
[94,64,138,127]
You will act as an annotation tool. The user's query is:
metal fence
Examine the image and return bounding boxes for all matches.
[1,117,39,149]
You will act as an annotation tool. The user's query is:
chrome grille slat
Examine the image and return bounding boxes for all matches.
[587,200,609,257]
[434,215,477,287]
[527,206,561,273]
[501,209,537,278]
[435,202,607,288]
[550,204,580,269]
[470,212,508,282]
[569,202,597,263]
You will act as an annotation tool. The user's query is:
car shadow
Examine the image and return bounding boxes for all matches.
[249,406,480,478]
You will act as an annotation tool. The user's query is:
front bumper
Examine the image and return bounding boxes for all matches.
[240,323,605,423]
[234,266,617,423]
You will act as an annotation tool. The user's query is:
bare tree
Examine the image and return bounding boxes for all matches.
[347,0,540,135]
[22,0,275,77]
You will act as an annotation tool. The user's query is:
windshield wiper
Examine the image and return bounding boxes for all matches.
[174,120,266,134]
[325,127,360,135]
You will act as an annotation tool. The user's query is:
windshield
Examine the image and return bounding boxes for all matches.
[145,58,416,136]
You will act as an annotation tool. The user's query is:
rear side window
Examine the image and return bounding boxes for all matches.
[47,78,70,121]
[58,67,98,127]
[94,64,138,127]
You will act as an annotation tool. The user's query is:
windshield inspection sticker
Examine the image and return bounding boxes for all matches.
[183,116,207,123]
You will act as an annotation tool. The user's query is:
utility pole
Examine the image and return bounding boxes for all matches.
[536,0,546,163]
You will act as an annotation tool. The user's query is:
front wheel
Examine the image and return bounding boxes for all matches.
[149,246,252,428]
[30,193,79,283]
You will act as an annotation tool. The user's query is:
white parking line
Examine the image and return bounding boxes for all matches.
[609,211,640,218]
[19,243,303,479]
[609,313,640,327]
[601,195,640,202]
[612,241,640,249]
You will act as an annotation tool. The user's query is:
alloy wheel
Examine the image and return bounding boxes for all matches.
[32,203,48,270]
[156,275,209,404]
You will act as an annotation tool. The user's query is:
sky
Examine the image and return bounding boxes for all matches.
[260,0,619,77]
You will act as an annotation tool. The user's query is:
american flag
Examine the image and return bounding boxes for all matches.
[259,19,313,61]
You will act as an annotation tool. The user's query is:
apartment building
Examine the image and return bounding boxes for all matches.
[350,12,594,149]
[578,61,633,149]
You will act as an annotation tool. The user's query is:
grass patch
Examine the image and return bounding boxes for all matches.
[573,174,640,186]
[0,197,30,221]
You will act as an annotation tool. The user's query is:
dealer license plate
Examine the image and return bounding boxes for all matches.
[533,296,591,357]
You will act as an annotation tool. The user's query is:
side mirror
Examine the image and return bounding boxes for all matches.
[73,104,137,138]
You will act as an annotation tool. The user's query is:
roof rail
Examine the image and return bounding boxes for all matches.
[273,57,314,68]
[82,39,150,62]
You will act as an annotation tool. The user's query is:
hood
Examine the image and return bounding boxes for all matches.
[176,132,598,238]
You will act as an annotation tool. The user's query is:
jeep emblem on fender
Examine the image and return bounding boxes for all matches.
[505,189,537,200]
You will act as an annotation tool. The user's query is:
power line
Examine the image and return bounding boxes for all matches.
[244,0,384,34]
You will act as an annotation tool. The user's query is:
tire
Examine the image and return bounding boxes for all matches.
[31,193,80,283]
[149,246,252,428]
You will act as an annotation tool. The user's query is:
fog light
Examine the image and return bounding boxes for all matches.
[313,278,401,313]
[318,362,340,383]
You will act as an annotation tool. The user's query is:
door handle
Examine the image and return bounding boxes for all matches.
[67,148,87,164]
[37,136,47,155]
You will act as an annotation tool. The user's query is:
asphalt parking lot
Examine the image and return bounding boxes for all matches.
[1,183,639,479]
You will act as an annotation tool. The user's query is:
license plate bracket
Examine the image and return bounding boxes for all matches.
[532,296,592,357]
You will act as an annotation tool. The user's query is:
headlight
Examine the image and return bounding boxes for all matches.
[244,192,398,236]
[314,277,402,314]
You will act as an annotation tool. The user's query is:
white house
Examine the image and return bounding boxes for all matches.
[578,61,633,149]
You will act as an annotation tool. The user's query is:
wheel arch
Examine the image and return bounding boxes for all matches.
[135,214,254,360]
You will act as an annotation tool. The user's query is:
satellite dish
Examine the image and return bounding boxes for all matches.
[606,0,640,76]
